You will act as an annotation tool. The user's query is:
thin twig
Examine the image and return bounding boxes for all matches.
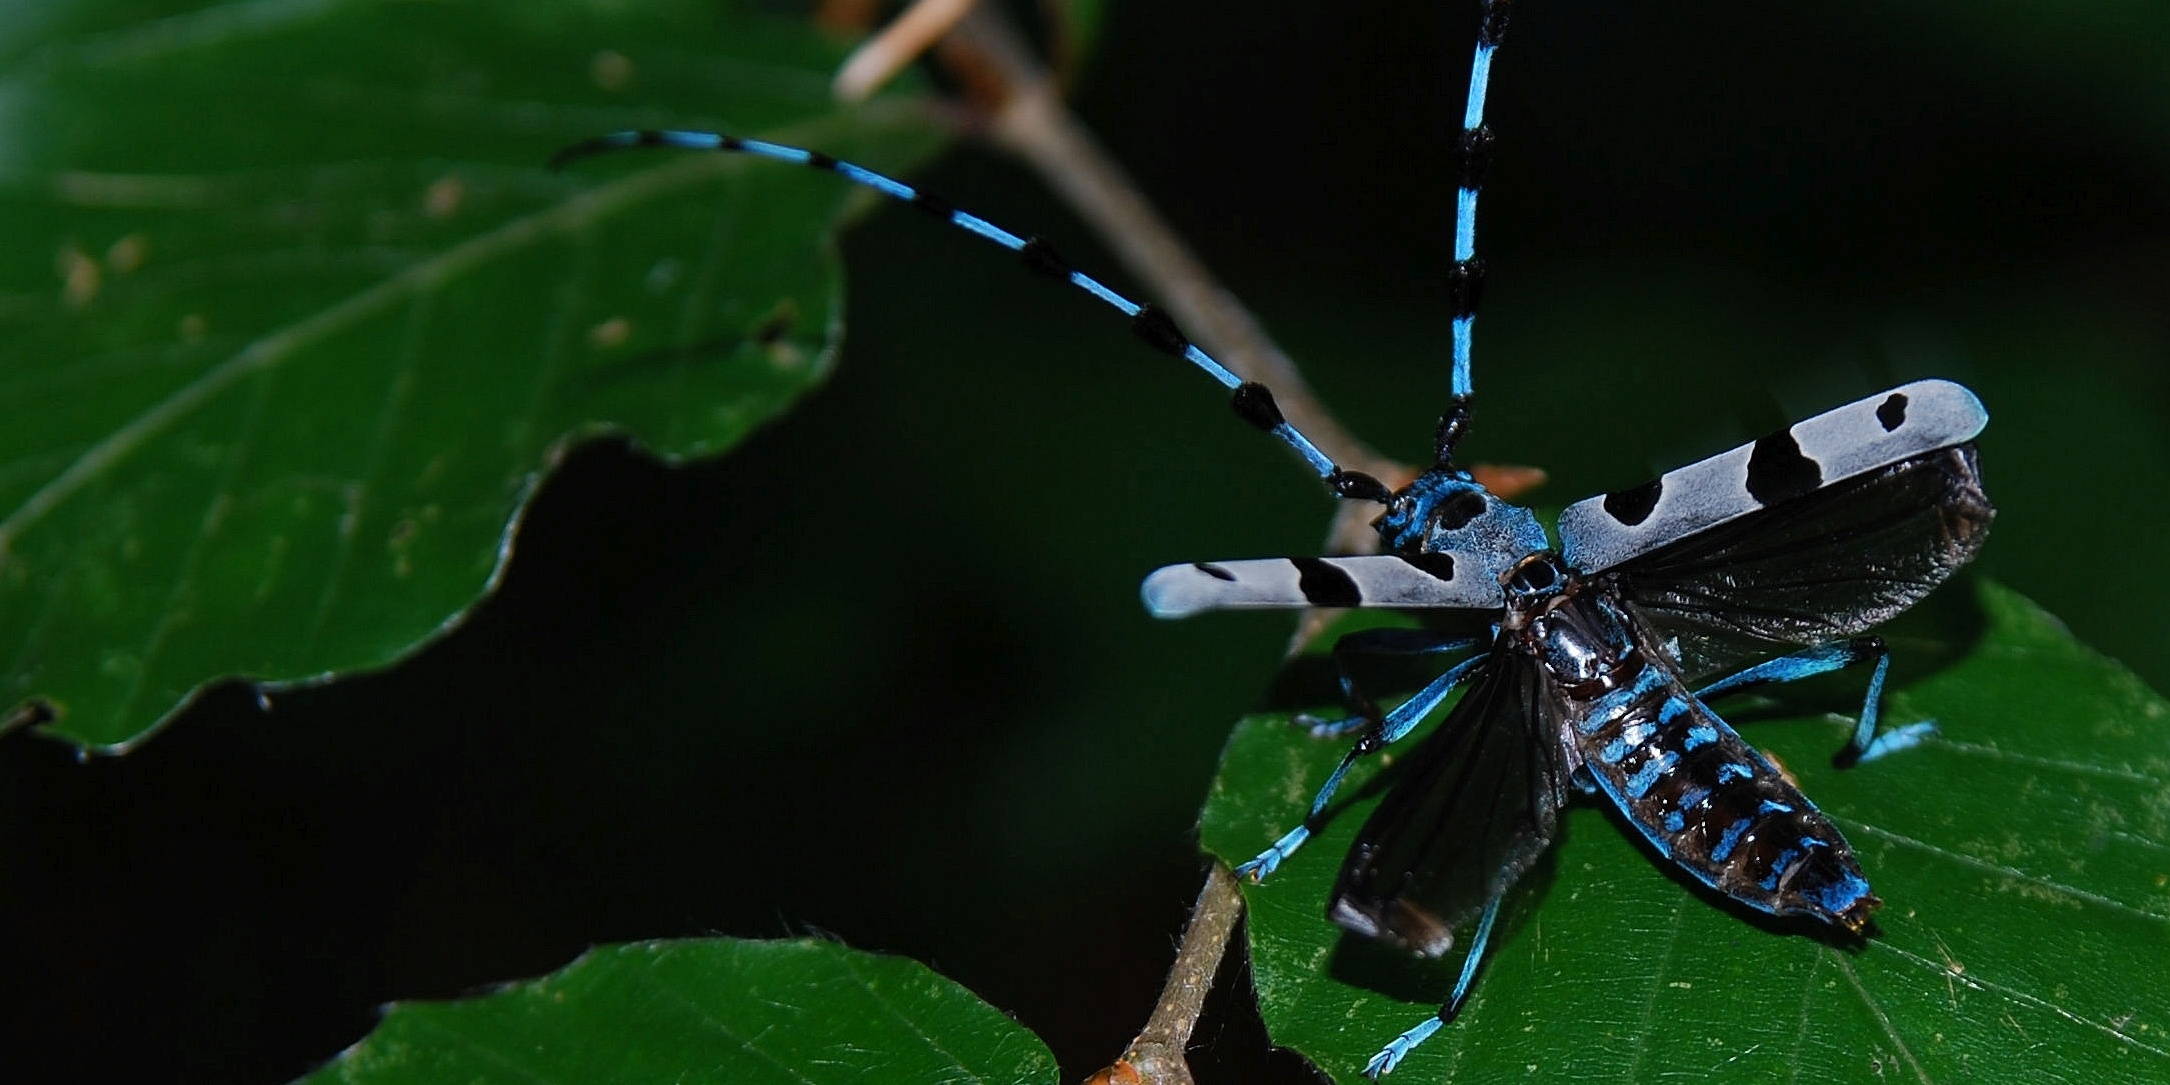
[939,12,1548,665]
[0,698,54,742]
[1110,864,1246,1085]
[943,7,1446,669]
[922,13,1381,1082]
[833,0,981,103]
[918,12,1555,1081]
[943,7,1396,483]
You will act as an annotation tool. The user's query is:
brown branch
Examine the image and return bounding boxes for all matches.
[0,698,54,742]
[832,0,982,103]
[907,12,1556,1082]
[940,7,1395,484]
[1083,863,1246,1085]
[915,13,1397,1083]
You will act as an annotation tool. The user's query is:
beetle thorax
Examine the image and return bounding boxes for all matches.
[1503,555,1646,698]
[1375,468,1549,558]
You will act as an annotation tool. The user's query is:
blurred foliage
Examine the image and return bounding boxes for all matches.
[0,1,2164,1083]
[0,0,943,749]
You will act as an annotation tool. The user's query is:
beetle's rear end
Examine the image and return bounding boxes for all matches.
[1563,608,1881,931]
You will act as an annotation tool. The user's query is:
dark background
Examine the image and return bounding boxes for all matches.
[4,1,2165,1081]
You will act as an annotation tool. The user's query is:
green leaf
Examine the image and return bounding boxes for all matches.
[0,1,945,750]
[298,938,1059,1085]
[1202,580,2170,1083]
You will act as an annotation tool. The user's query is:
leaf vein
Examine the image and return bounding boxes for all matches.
[1831,949,1934,1085]
[1872,940,2170,1059]
[834,950,992,1085]
[0,105,918,563]
[302,284,433,645]
[1929,737,2167,788]
[1839,819,2170,924]
[638,957,822,1085]
[396,1006,559,1085]
[1622,900,1685,1085]
[115,365,277,728]
[1787,947,1821,1085]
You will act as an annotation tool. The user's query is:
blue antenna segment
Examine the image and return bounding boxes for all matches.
[1449,1,1508,407]
[552,129,1351,486]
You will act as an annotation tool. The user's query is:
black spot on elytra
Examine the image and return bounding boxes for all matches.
[1131,304,1190,358]
[1746,431,1822,506]
[1292,558,1362,608]
[1432,490,1489,532]
[1230,382,1285,432]
[1399,553,1457,582]
[1876,393,1909,432]
[1603,478,1663,526]
[804,150,837,170]
[1019,236,1069,280]
[1194,562,1237,582]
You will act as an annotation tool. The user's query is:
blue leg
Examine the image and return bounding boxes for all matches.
[1236,653,1488,881]
[1297,629,1481,739]
[1691,636,1936,766]
[1364,891,1505,1078]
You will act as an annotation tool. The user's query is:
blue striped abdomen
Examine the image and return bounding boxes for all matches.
[1574,673,1877,930]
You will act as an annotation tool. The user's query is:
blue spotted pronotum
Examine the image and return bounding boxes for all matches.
[557,0,1992,1077]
